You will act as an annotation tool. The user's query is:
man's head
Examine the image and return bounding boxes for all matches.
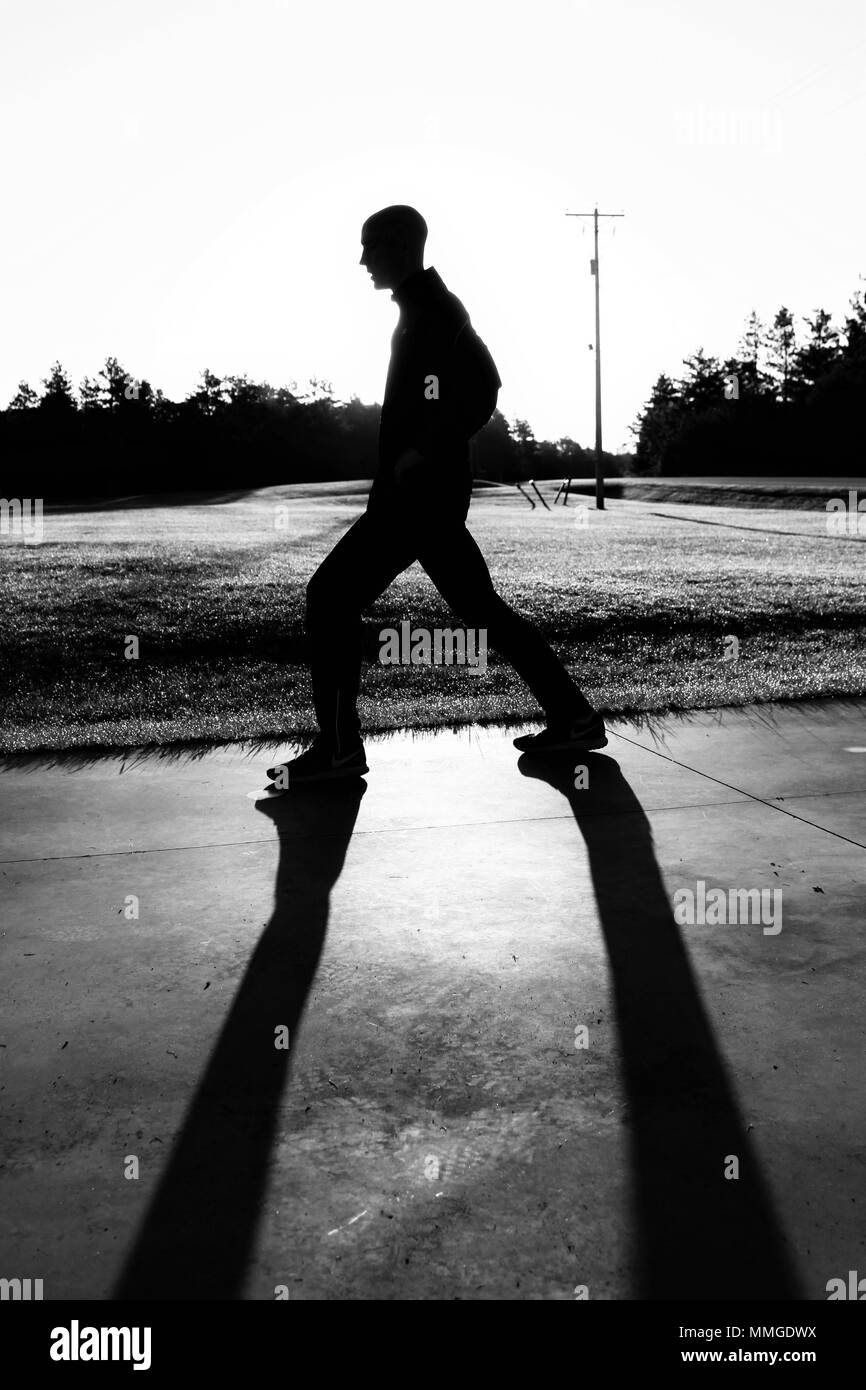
[360,205,427,291]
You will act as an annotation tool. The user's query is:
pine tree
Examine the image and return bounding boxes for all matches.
[187,368,225,416]
[509,418,537,476]
[841,280,866,365]
[766,307,797,405]
[98,356,134,412]
[79,374,102,410]
[632,373,683,472]
[678,348,726,411]
[39,361,77,411]
[736,311,773,396]
[793,309,840,400]
[8,380,38,409]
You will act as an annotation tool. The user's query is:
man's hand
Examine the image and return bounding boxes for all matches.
[393,447,427,489]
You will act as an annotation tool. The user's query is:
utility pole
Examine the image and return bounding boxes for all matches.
[564,206,624,509]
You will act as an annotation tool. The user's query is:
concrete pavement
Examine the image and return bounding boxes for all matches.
[1,699,864,1300]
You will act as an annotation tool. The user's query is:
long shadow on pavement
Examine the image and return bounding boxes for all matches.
[518,750,802,1300]
[113,781,365,1299]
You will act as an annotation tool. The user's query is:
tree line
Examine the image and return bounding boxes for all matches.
[631,282,866,475]
[2,361,629,500]
[12,274,857,495]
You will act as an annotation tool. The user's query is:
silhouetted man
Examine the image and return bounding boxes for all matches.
[268,205,606,783]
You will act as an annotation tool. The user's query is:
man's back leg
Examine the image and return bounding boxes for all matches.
[417,520,605,748]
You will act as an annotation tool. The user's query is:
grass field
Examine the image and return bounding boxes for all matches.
[1,482,864,753]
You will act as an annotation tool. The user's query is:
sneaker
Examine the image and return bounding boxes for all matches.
[267,736,368,785]
[512,715,607,754]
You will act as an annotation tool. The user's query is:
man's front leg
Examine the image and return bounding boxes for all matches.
[306,510,418,749]
[392,447,428,492]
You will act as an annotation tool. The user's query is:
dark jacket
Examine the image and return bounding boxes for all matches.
[368,266,501,512]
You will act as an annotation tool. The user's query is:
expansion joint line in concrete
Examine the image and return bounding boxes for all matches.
[0,797,746,867]
[610,731,866,851]
[649,510,866,542]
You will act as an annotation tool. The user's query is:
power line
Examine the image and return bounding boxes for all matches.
[766,35,866,108]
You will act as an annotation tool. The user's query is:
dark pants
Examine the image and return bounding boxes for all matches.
[306,497,594,751]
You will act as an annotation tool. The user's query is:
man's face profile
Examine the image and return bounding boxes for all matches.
[359,224,403,290]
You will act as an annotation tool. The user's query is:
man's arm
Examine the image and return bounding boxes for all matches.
[393,445,427,486]
[390,311,451,486]
[402,315,500,472]
[392,314,475,488]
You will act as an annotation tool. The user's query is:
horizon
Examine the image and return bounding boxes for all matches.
[4,0,865,451]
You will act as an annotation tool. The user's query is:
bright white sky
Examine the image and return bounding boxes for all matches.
[2,0,864,451]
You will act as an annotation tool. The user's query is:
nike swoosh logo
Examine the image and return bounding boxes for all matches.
[330,751,361,766]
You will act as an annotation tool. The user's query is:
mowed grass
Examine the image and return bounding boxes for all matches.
[1,483,864,752]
